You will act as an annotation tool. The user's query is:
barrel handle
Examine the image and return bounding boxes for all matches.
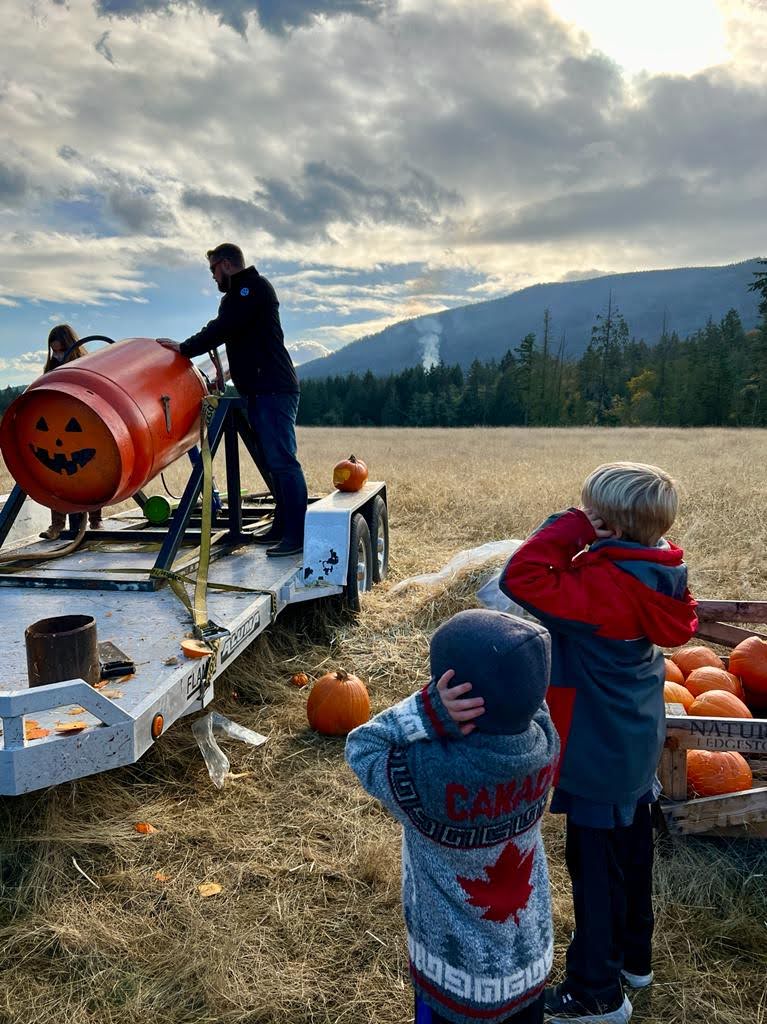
[59,334,116,363]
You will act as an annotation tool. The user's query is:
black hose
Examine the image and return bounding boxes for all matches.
[60,334,116,362]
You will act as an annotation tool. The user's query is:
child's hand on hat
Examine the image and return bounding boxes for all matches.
[436,670,485,736]
[580,506,617,539]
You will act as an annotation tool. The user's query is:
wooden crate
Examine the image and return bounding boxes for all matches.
[658,599,767,838]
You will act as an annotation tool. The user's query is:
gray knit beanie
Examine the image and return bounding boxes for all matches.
[429,609,551,735]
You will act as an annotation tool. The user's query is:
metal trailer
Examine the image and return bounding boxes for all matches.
[0,430,388,796]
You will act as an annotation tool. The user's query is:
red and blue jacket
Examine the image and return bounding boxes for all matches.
[500,509,698,806]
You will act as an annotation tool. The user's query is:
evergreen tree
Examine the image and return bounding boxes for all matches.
[514,333,536,425]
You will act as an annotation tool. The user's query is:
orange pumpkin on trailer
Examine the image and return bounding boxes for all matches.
[333,455,369,493]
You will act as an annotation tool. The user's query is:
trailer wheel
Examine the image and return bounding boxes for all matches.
[369,495,388,583]
[345,512,373,612]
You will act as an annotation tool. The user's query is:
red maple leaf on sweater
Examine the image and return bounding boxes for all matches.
[457,841,535,924]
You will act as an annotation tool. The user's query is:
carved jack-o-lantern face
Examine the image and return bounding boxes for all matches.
[15,392,121,507]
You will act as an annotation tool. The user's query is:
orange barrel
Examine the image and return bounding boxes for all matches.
[0,338,208,513]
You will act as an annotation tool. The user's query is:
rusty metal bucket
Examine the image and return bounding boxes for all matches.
[25,614,100,688]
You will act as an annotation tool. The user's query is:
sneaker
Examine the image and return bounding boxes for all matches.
[620,969,653,989]
[266,540,303,557]
[88,519,103,530]
[544,982,632,1024]
[39,527,62,540]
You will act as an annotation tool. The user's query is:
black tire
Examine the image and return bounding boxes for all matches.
[345,512,373,612]
[369,495,389,583]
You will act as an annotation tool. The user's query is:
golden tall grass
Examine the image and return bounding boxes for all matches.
[1,427,766,1024]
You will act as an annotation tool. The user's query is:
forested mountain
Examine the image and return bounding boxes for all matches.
[297,264,767,427]
[299,259,762,380]
[0,386,23,416]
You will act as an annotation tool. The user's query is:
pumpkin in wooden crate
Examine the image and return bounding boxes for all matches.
[306,669,370,735]
[728,636,767,708]
[664,659,685,685]
[664,681,693,712]
[688,690,752,719]
[333,454,369,493]
[671,645,725,678]
[684,666,744,699]
[687,750,753,797]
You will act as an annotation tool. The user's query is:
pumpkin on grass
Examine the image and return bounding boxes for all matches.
[671,645,725,678]
[687,750,753,797]
[684,666,744,699]
[663,681,693,712]
[307,669,370,735]
[664,659,685,685]
[333,455,369,493]
[728,636,767,701]
[688,690,752,719]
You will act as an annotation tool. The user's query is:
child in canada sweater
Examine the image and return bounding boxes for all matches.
[345,609,559,1024]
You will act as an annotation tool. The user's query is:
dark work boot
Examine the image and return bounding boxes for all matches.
[40,510,66,540]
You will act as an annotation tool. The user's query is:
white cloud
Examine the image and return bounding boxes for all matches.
[0,0,765,356]
[0,349,48,373]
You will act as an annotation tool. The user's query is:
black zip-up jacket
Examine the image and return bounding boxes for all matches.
[179,266,298,396]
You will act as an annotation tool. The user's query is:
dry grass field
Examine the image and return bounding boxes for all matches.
[1,427,766,1024]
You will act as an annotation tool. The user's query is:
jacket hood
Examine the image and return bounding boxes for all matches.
[576,538,698,647]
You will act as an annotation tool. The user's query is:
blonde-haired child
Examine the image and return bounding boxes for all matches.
[499,462,698,1024]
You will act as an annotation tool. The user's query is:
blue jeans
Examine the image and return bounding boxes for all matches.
[247,392,307,545]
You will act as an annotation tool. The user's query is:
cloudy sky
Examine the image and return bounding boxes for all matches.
[1,0,766,384]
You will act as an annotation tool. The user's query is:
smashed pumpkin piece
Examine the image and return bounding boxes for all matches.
[55,721,87,733]
[134,822,157,835]
[100,689,123,699]
[181,638,211,659]
[24,723,50,741]
[197,882,222,898]
[154,871,171,882]
[67,706,86,715]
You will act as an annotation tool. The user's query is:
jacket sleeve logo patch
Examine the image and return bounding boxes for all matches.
[240,287,249,296]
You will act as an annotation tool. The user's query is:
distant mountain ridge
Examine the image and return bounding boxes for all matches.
[299,259,762,380]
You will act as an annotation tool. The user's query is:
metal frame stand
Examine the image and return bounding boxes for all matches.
[0,396,276,591]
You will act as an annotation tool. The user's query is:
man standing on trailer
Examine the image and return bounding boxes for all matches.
[157,243,308,557]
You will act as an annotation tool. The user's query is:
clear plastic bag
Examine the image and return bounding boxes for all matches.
[391,539,524,594]
[475,569,534,619]
[191,712,267,789]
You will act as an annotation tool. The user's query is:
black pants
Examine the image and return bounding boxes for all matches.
[564,803,654,1004]
[415,992,544,1024]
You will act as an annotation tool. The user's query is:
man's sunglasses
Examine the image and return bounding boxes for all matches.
[209,259,225,274]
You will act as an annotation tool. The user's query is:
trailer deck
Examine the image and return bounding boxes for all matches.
[0,481,386,795]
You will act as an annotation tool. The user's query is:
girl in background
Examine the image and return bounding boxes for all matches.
[39,325,103,540]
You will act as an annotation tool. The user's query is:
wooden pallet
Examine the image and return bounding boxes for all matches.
[658,599,767,838]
